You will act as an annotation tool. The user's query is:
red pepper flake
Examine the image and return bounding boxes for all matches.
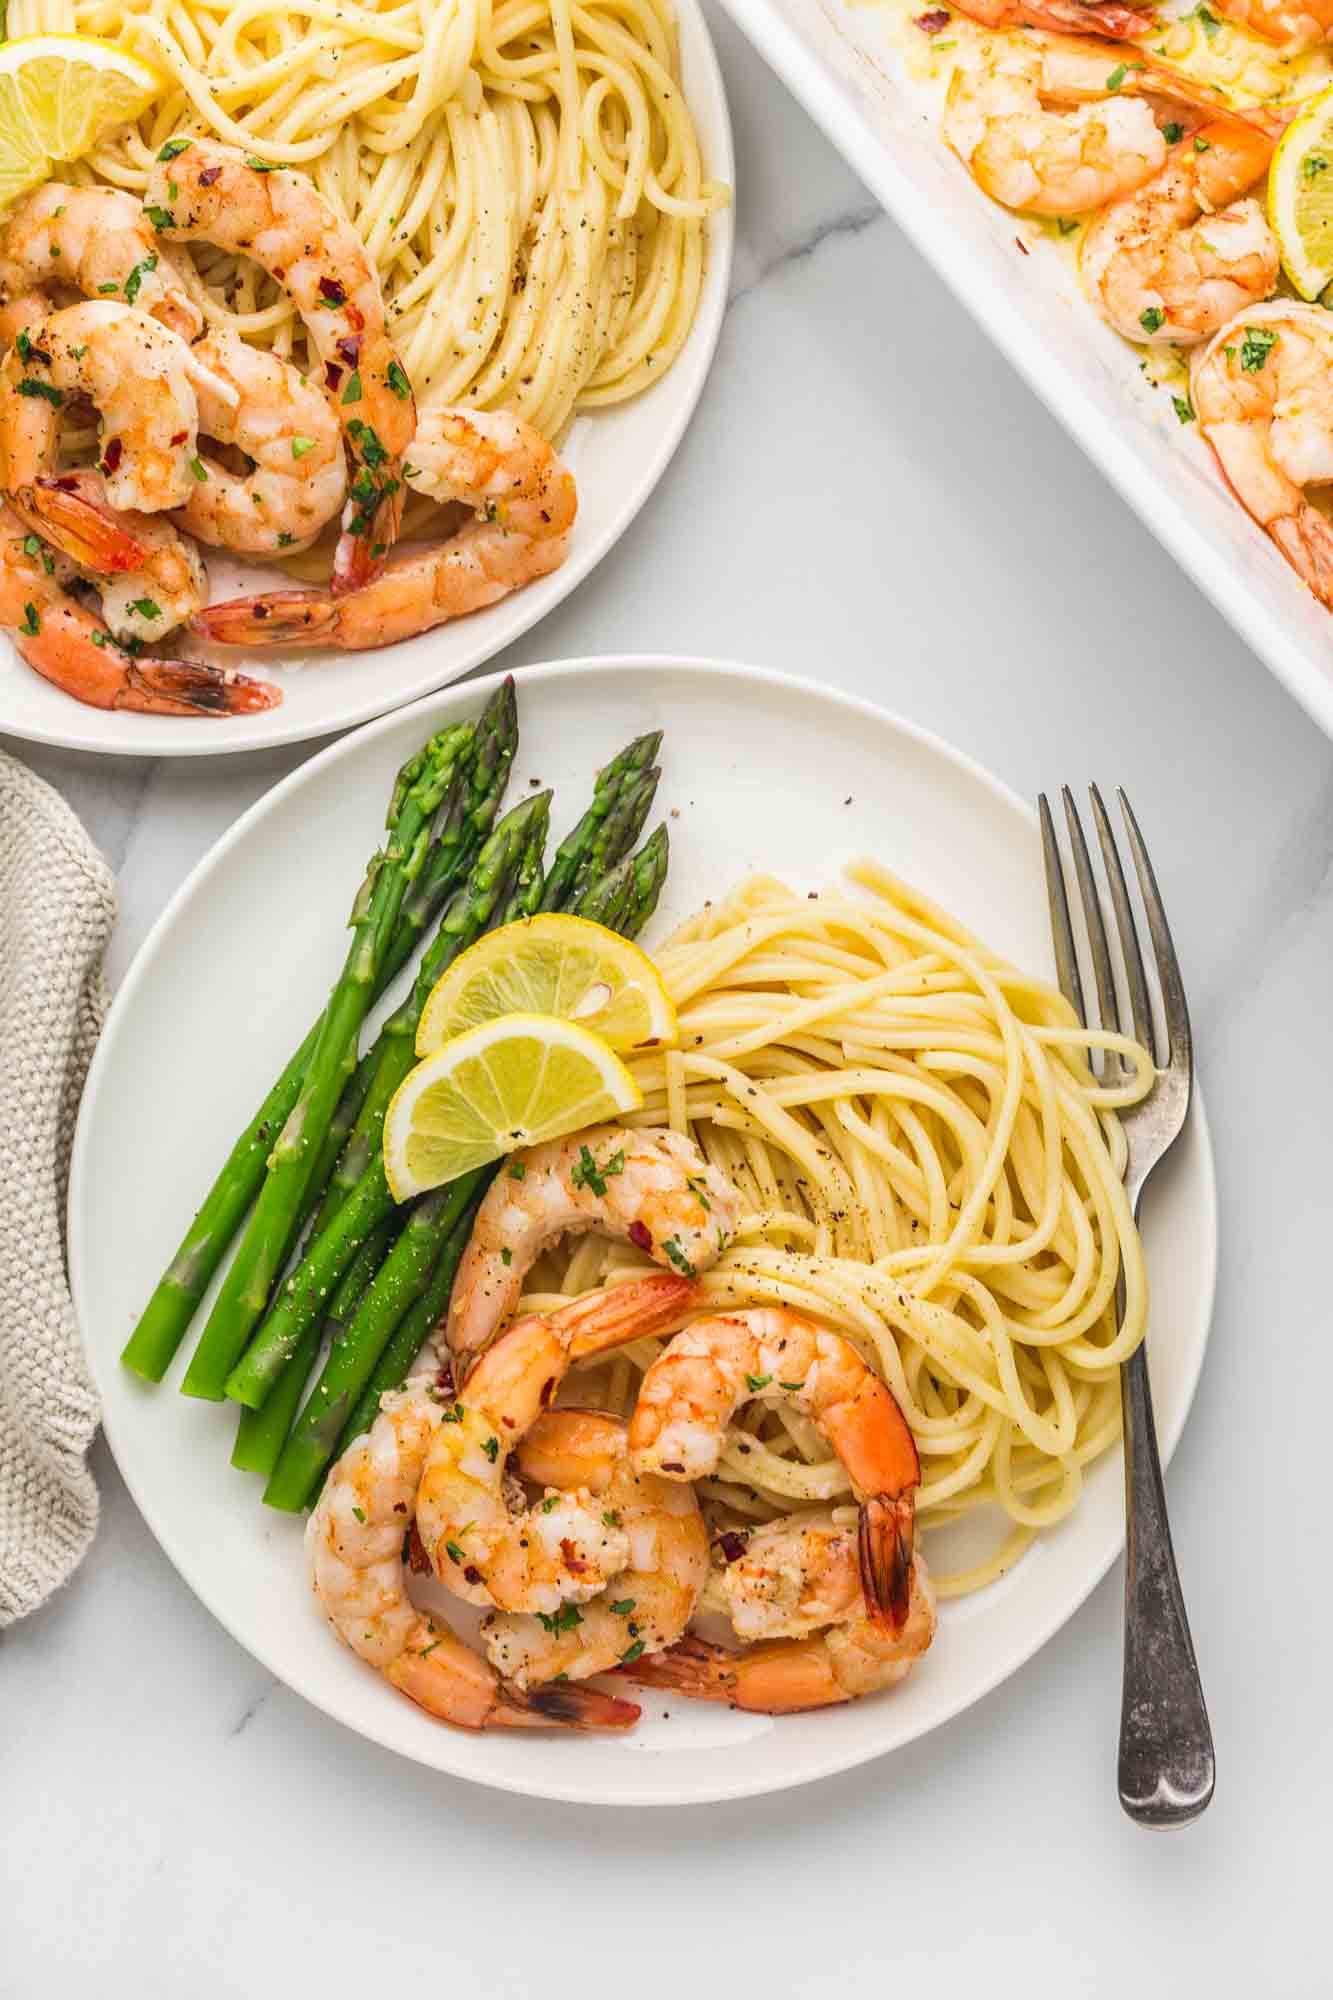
[435,1361,455,1395]
[100,437,123,473]
[539,1375,556,1407]
[336,334,362,367]
[198,165,222,188]
[463,1566,483,1586]
[717,1531,749,1563]
[347,301,365,331]
[325,361,343,391]
[915,8,951,28]
[406,1524,431,1574]
[169,429,187,447]
[628,1220,652,1253]
[318,276,347,307]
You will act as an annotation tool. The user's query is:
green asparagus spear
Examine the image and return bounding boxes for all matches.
[301,790,553,1246]
[230,1216,399,1477]
[577,823,669,935]
[327,1206,480,1468]
[537,732,661,913]
[119,680,517,1385]
[262,1175,486,1511]
[179,726,475,1402]
[223,792,551,1410]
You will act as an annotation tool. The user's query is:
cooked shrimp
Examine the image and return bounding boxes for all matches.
[0,183,201,339]
[481,1410,709,1688]
[189,403,576,649]
[1192,302,1333,609]
[307,1379,639,1732]
[443,1127,743,1367]
[1081,116,1280,344]
[418,1275,695,1616]
[172,329,346,557]
[629,1308,921,1630]
[942,37,1220,215]
[13,468,207,644]
[618,1552,937,1713]
[145,138,414,590]
[713,1510,866,1640]
[0,300,231,515]
[951,0,1151,33]
[0,504,278,715]
[1212,0,1333,44]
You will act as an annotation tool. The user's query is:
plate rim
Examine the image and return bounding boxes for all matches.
[0,1,734,760]
[71,653,1219,1805]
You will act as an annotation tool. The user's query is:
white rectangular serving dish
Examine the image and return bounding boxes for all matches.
[718,0,1333,738]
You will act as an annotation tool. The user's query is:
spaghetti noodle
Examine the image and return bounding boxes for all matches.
[9,0,726,444]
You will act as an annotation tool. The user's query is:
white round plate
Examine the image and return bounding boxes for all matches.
[71,657,1217,1805]
[0,15,732,759]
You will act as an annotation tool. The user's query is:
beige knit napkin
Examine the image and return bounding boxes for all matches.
[0,750,115,1625]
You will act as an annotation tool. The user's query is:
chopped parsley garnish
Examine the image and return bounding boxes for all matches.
[341,371,363,405]
[157,137,191,161]
[1194,2,1220,35]
[1055,217,1079,237]
[278,530,294,546]
[440,1400,464,1424]
[686,1175,711,1211]
[620,1640,645,1665]
[19,603,39,636]
[123,253,158,306]
[351,1505,365,1524]
[602,1510,621,1528]
[17,379,62,405]
[386,360,411,399]
[444,1539,466,1565]
[482,1436,499,1463]
[571,1144,624,1197]
[1105,62,1128,90]
[508,1161,526,1180]
[779,1379,804,1392]
[1163,122,1184,146]
[536,1603,583,1634]
[500,1247,512,1266]
[1194,136,1211,154]
[1172,394,1195,426]
[291,435,317,459]
[1304,154,1330,184]
[609,1599,635,1616]
[245,156,276,172]
[661,1235,694,1276]
[15,330,31,361]
[1240,324,1277,373]
[129,598,162,621]
[1139,306,1165,334]
[540,1496,557,1514]
[98,281,119,294]
[744,1372,772,1394]
[145,205,175,230]
[418,1637,441,1657]
[189,455,208,481]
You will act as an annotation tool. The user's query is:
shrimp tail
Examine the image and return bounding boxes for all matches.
[615,1633,739,1701]
[333,473,406,596]
[565,1273,697,1360]
[859,1494,914,1633]
[116,654,283,717]
[23,475,148,572]
[511,1681,642,1731]
[193,589,342,647]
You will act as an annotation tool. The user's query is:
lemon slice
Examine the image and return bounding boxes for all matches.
[415,913,678,1060]
[0,37,163,212]
[384,1011,644,1200]
[1269,82,1333,301]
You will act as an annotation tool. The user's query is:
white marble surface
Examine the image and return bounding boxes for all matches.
[4,8,1332,1992]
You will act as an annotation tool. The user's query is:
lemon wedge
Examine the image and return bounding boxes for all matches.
[1269,82,1333,301]
[415,913,677,1060]
[0,36,163,212]
[383,1011,644,1200]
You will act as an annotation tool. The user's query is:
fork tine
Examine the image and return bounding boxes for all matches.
[1038,794,1086,1024]
[1062,786,1123,1078]
[1089,783,1156,1060]
[1117,789,1192,1072]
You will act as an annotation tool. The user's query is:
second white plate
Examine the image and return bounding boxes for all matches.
[71,656,1217,1804]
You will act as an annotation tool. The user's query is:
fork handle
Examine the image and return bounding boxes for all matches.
[1119,1340,1215,1828]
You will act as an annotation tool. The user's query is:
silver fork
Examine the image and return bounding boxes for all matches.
[1038,786,1214,1830]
